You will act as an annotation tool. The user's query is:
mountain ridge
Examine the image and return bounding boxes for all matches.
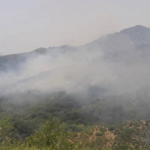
[1,25,149,57]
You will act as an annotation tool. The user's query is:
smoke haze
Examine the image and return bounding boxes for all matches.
[1,25,150,101]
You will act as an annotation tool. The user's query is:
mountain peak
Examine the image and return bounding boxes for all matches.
[119,25,150,43]
[120,25,150,35]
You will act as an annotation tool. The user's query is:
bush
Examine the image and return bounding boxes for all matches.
[13,119,36,139]
[0,117,14,143]
[25,118,76,149]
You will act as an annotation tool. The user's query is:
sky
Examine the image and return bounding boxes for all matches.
[0,0,150,55]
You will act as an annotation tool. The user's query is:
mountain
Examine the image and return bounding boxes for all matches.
[0,45,77,72]
[0,48,47,72]
[87,25,150,48]
[1,26,150,150]
[1,25,150,94]
[0,25,149,72]
[83,25,150,62]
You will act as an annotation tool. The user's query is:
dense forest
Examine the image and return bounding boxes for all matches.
[0,91,150,149]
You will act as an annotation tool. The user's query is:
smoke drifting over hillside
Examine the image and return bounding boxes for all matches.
[1,25,150,102]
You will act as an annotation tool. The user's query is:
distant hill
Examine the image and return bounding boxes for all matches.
[0,25,150,72]
[83,25,150,62]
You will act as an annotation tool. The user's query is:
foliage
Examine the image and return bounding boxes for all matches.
[1,92,150,149]
[25,118,76,149]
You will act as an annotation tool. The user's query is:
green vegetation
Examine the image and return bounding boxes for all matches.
[0,92,150,149]
[0,116,150,149]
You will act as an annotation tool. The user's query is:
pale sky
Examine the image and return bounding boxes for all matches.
[0,0,150,55]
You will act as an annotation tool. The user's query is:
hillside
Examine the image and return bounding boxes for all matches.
[1,25,150,73]
[0,25,150,149]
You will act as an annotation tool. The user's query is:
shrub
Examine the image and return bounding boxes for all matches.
[25,118,76,149]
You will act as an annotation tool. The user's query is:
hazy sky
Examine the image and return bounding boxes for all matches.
[0,0,150,55]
